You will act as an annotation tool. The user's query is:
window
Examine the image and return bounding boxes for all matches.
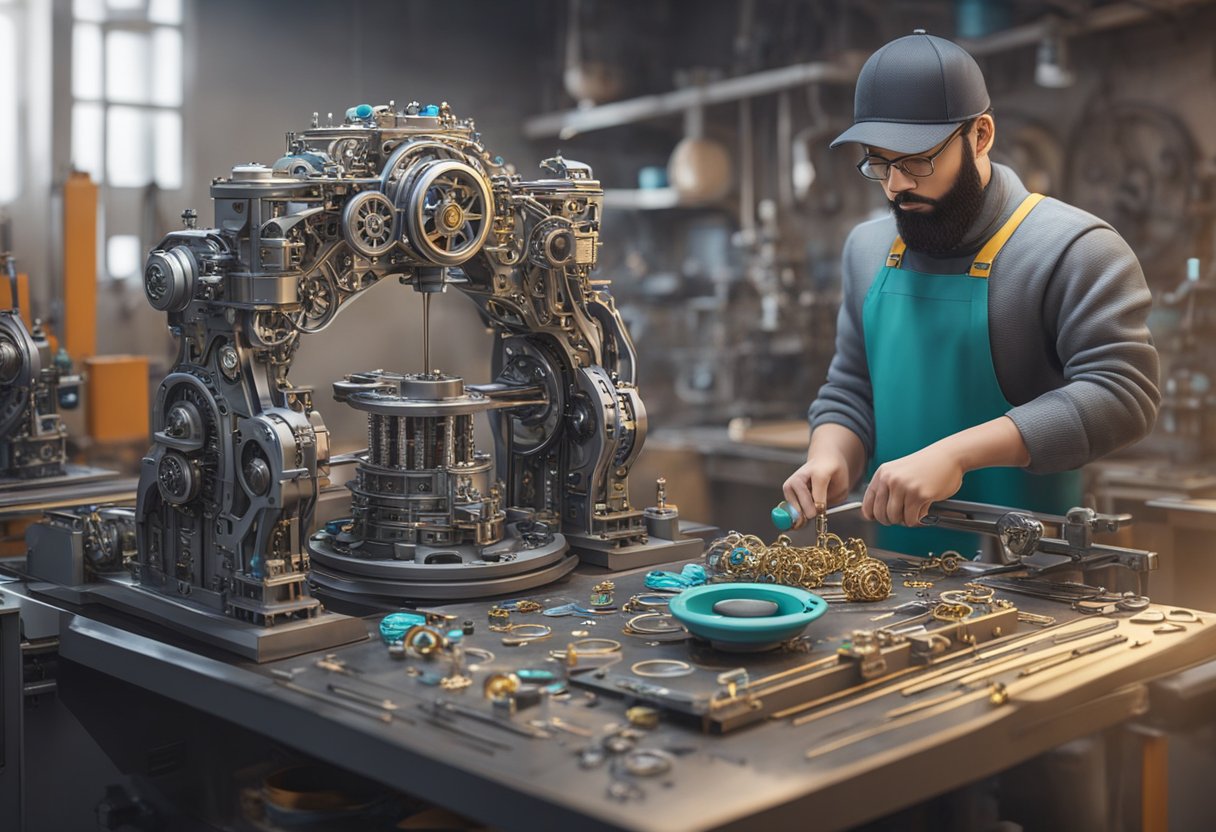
[0,3,20,205]
[70,0,185,279]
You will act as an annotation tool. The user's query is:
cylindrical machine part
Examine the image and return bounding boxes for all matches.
[338,371,506,556]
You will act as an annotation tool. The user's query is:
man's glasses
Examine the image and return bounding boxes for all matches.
[856,124,966,182]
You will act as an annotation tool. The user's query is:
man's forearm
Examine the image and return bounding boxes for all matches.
[932,415,1031,471]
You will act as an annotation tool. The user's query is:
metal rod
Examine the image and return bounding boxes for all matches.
[275,679,392,724]
[427,699,552,740]
[422,292,431,373]
[523,60,858,139]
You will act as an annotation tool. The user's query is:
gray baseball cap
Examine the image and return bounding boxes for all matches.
[831,30,990,154]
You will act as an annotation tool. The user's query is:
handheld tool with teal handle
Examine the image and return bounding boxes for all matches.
[771,500,863,530]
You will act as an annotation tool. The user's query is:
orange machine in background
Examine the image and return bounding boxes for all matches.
[63,170,150,447]
[0,269,31,325]
[63,170,98,361]
[85,355,150,442]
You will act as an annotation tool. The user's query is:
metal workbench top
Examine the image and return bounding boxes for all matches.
[4,559,1213,832]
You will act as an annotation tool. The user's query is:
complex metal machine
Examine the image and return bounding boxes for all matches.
[0,225,75,481]
[122,100,697,638]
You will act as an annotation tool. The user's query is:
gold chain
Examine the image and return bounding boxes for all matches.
[706,515,891,601]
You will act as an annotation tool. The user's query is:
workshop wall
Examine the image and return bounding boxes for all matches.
[93,0,566,450]
[6,0,1215,452]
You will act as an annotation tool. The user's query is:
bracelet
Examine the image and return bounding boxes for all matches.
[622,594,672,612]
[463,647,496,666]
[623,613,687,637]
[500,623,553,646]
[630,659,693,678]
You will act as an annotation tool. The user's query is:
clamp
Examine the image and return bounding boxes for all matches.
[919,500,1157,594]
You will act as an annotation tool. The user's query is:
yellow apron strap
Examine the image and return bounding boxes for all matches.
[968,193,1045,278]
[886,237,907,268]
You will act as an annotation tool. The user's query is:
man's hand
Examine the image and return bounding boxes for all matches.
[782,424,866,529]
[782,452,851,529]
[862,445,964,527]
[861,416,1031,527]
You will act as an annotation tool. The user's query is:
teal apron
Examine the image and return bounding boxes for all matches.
[863,193,1081,557]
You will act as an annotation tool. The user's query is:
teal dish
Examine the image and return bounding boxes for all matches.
[668,583,828,652]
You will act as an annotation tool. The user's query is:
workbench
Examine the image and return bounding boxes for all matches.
[2,556,1213,832]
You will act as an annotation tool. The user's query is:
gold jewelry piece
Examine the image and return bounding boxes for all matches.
[930,602,973,622]
[704,515,869,592]
[590,581,616,608]
[842,558,893,601]
[903,580,934,588]
[499,623,553,646]
[631,659,693,678]
[513,600,543,614]
[626,706,661,729]
[623,613,687,636]
[487,606,512,632]
[963,582,994,604]
[1016,610,1056,626]
[404,625,447,657]
[483,672,521,702]
[571,637,622,654]
[440,674,472,691]
[918,550,963,575]
[622,594,671,612]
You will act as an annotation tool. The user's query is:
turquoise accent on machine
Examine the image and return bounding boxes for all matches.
[669,583,827,651]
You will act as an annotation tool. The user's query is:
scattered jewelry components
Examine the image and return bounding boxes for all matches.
[704,510,890,601]
[440,674,472,691]
[499,623,553,646]
[625,706,661,729]
[622,594,672,613]
[483,672,521,704]
[630,659,694,678]
[620,748,675,778]
[404,625,448,658]
[487,606,512,632]
[842,558,894,601]
[622,613,688,638]
[463,647,495,668]
[590,581,616,609]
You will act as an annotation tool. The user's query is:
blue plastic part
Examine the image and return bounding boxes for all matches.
[668,583,827,646]
[517,668,559,682]
[644,563,706,591]
[378,612,427,644]
[446,629,464,642]
[355,103,374,119]
[344,107,358,121]
[421,104,440,117]
[324,520,345,535]
[771,500,800,531]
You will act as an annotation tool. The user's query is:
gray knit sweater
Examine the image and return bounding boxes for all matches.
[808,163,1160,475]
